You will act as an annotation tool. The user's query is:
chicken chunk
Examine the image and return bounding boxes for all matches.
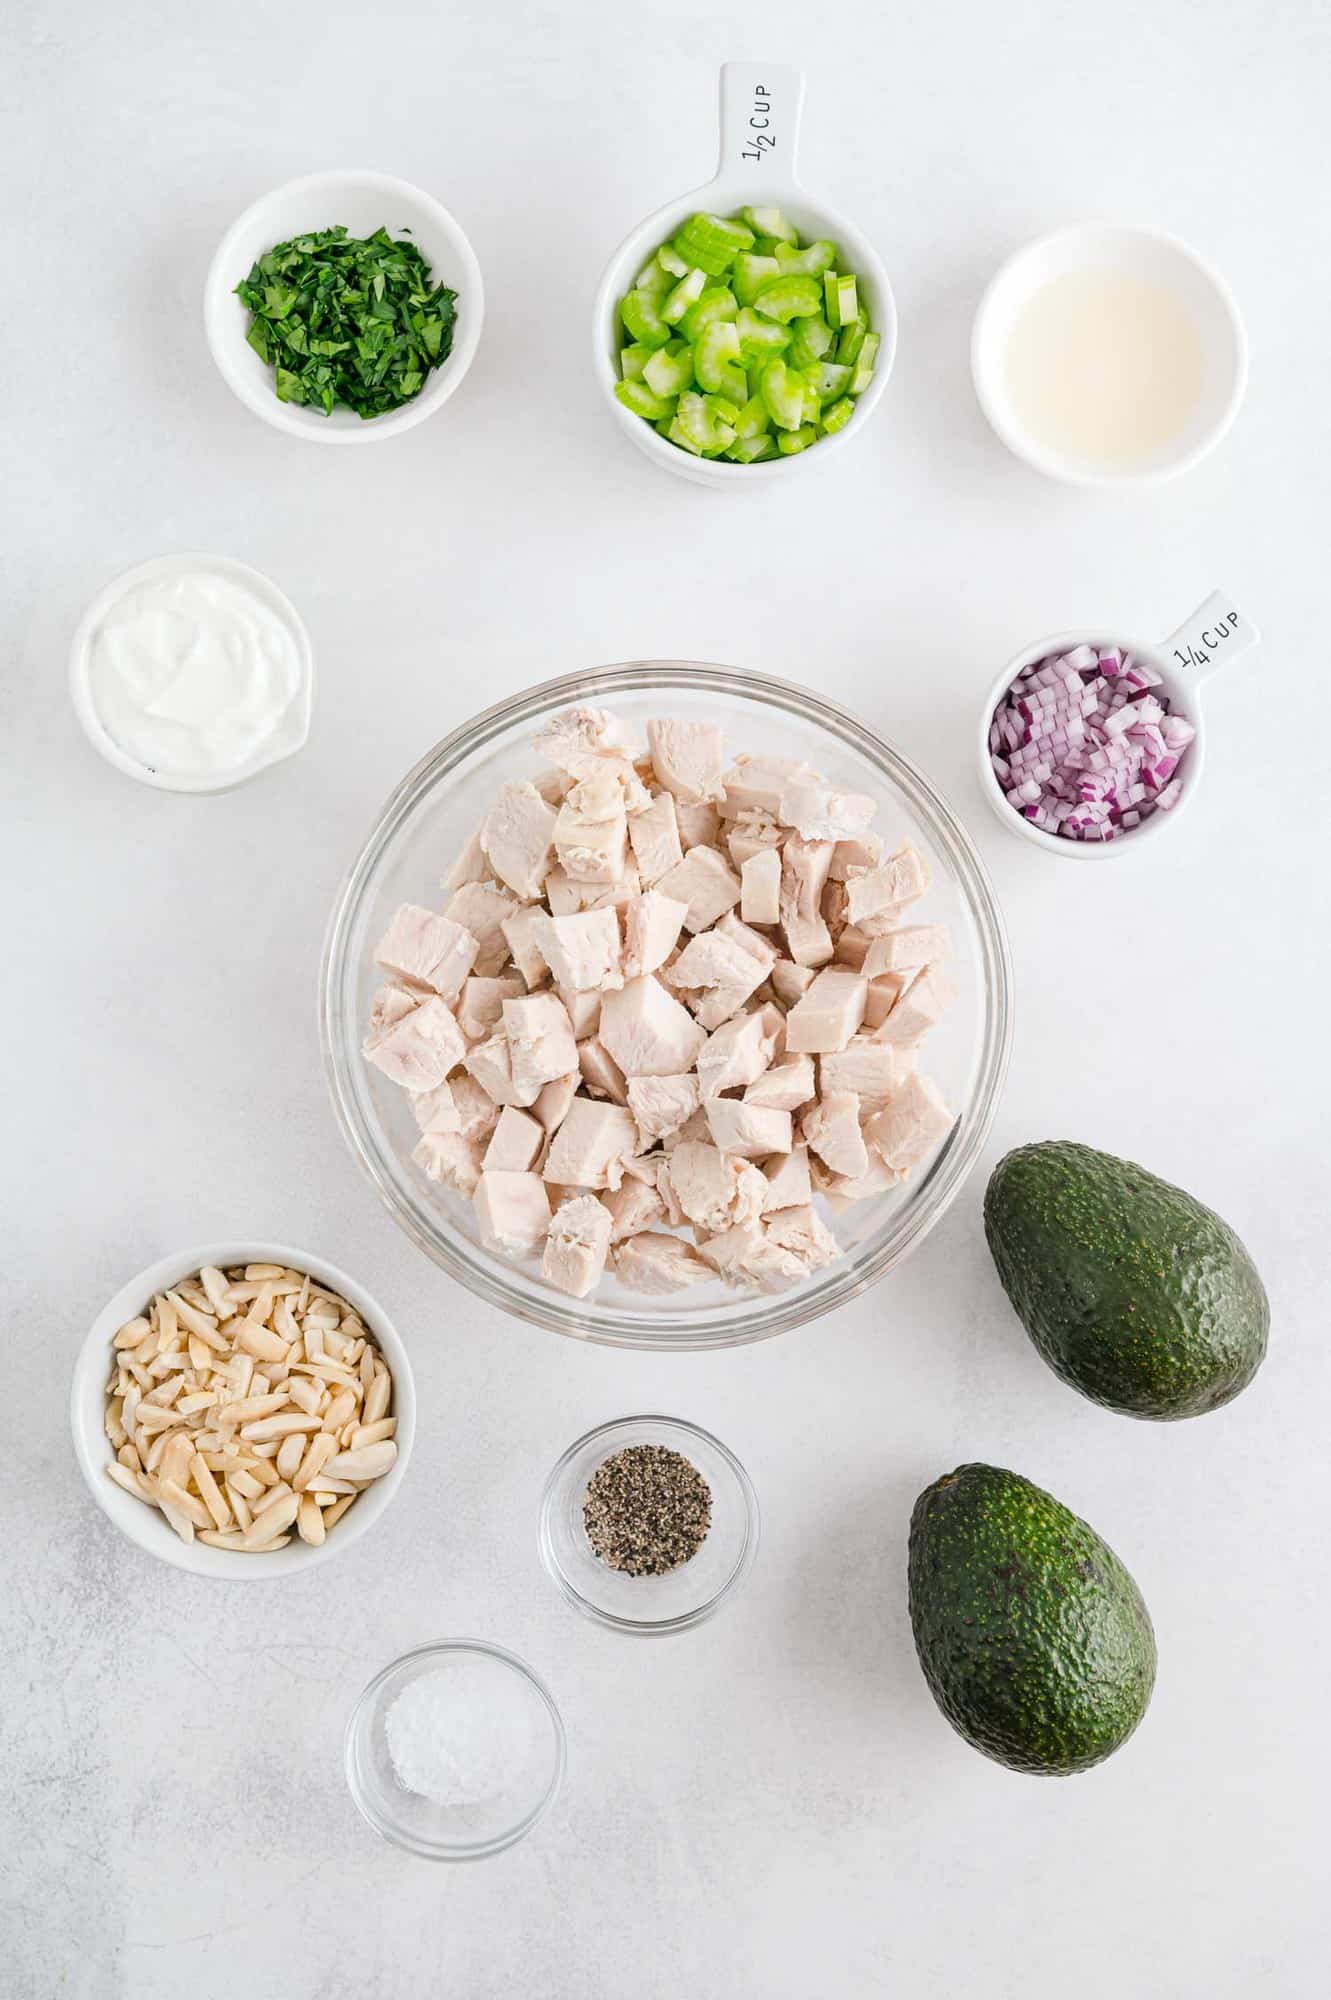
[646,718,725,803]
[464,1030,540,1110]
[474,1171,551,1255]
[535,907,622,992]
[599,976,706,1078]
[778,779,877,843]
[864,1071,954,1172]
[863,924,954,977]
[666,1141,767,1234]
[626,1072,700,1149]
[483,1105,545,1173]
[375,905,478,1002]
[844,843,931,923]
[600,1176,668,1243]
[784,968,868,1054]
[627,791,684,885]
[613,1232,713,1294]
[481,782,558,900]
[721,755,813,818]
[761,1145,811,1212]
[542,1194,614,1299]
[655,845,742,934]
[365,995,466,1091]
[871,967,956,1044]
[779,837,835,967]
[503,992,579,1098]
[622,889,687,978]
[500,904,550,989]
[802,1091,869,1179]
[579,1036,629,1103]
[542,1098,639,1190]
[456,974,525,1042]
[554,771,629,884]
[819,1036,899,1107]
[532,1072,579,1134]
[742,1054,816,1111]
[740,847,782,925]
[444,882,518,977]
[410,1079,460,1134]
[414,1131,484,1196]
[695,1009,778,1099]
[705,1098,793,1159]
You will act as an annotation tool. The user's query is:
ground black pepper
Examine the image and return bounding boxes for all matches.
[582,1444,712,1576]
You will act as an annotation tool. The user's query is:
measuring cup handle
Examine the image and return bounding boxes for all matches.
[1160,590,1259,687]
[716,62,805,186]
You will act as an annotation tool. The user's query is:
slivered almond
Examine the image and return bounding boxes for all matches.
[227,1468,265,1501]
[322,1442,397,1482]
[113,1317,153,1350]
[200,1266,232,1316]
[218,1393,287,1426]
[188,1334,211,1372]
[286,1376,322,1417]
[245,1263,286,1280]
[237,1322,287,1362]
[292,1432,337,1491]
[243,1490,298,1546]
[190,1454,231,1530]
[363,1366,391,1427]
[276,1433,307,1482]
[199,1529,246,1548]
[349,1419,397,1449]
[238,1535,292,1553]
[106,1462,152,1504]
[227,1484,254,1532]
[297,1495,325,1546]
[322,1494,357,1529]
[165,1291,227,1347]
[160,1479,210,1531]
[241,1412,311,1443]
[251,1480,295,1518]
[320,1390,357,1434]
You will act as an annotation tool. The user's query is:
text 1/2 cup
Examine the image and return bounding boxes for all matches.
[593,62,896,487]
[977,591,1259,857]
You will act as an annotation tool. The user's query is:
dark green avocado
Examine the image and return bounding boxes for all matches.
[908,1463,1156,1775]
[984,1140,1269,1420]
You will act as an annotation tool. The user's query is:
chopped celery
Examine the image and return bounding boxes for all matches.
[731,253,781,306]
[661,268,707,324]
[734,392,772,439]
[642,340,694,397]
[759,358,806,431]
[824,271,858,328]
[815,359,852,399]
[776,423,819,454]
[836,312,869,366]
[774,239,837,277]
[613,209,877,463]
[736,307,791,359]
[741,205,798,244]
[725,432,778,462]
[850,331,880,394]
[671,212,755,276]
[681,286,738,341]
[620,290,670,349]
[787,315,835,369]
[615,378,675,421]
[694,320,741,393]
[752,273,823,324]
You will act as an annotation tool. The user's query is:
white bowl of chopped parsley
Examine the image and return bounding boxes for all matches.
[205,169,483,442]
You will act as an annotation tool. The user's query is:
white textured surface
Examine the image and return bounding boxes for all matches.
[4,2,1329,1994]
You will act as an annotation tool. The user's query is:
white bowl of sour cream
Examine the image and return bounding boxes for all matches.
[69,553,314,793]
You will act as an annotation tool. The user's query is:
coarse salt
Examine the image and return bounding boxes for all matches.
[384,1657,535,1806]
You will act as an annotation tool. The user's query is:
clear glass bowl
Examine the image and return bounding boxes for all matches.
[320,662,1013,1349]
[539,1415,759,1635]
[344,1640,565,1860]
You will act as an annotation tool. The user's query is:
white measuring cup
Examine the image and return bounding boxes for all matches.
[592,62,897,488]
[977,591,1259,857]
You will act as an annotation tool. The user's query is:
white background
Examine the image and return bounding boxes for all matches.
[4,1,1329,1994]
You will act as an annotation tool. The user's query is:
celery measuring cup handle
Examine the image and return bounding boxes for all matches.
[1161,591,1259,687]
[715,62,805,187]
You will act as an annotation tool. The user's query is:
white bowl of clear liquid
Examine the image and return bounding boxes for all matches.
[971,223,1247,486]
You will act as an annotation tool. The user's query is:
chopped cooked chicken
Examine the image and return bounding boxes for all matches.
[844,843,931,922]
[544,862,639,915]
[863,924,954,977]
[365,983,419,1047]
[501,991,578,1100]
[819,1037,899,1106]
[769,958,816,1007]
[554,771,629,884]
[695,1010,778,1099]
[833,925,870,969]
[622,889,688,978]
[627,791,684,884]
[410,1079,460,1134]
[864,1071,954,1171]
[414,1131,484,1196]
[483,1105,545,1173]
[863,970,913,1029]
[579,1036,629,1103]
[761,1145,811,1212]
[827,833,883,882]
[444,824,489,890]
[802,1091,869,1179]
[365,995,466,1090]
[727,811,783,869]
[375,905,477,1001]
[613,1232,712,1294]
[762,1203,840,1273]
[557,985,602,1040]
[743,1054,816,1110]
[444,882,517,977]
[501,904,550,989]
[740,846,782,924]
[779,836,835,967]
[666,1141,766,1234]
[457,974,526,1042]
[448,1072,502,1141]
[646,718,725,803]
[820,1157,903,1210]
[675,800,722,850]
[871,967,956,1043]
[656,844,742,933]
[532,1072,579,1134]
[704,1098,793,1159]
[535,907,622,992]
[721,755,813,819]
[784,967,869,1054]
[474,1171,551,1254]
[542,1194,614,1298]
[481,782,558,900]
[778,779,877,843]
[626,1072,699,1149]
[542,1098,638,1190]
[670,929,768,1015]
[599,976,706,1078]
[601,1176,668,1243]
[464,1030,537,1109]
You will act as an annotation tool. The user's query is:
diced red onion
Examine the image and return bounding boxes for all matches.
[990,643,1193,841]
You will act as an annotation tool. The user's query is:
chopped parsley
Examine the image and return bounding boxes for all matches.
[236,225,457,419]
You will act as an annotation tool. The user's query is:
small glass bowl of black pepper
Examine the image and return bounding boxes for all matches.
[539,1416,759,1635]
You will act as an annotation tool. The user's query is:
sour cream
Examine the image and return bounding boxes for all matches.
[85,564,308,781]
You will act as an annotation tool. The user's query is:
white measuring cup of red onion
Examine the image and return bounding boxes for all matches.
[977,591,1259,858]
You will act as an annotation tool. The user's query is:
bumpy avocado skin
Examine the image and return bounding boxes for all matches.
[908,1463,1156,1775]
[984,1140,1269,1420]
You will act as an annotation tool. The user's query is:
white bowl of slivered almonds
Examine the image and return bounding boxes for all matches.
[70,1243,415,1578]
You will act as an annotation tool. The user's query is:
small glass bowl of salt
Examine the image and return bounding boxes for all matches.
[344,1640,565,1859]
